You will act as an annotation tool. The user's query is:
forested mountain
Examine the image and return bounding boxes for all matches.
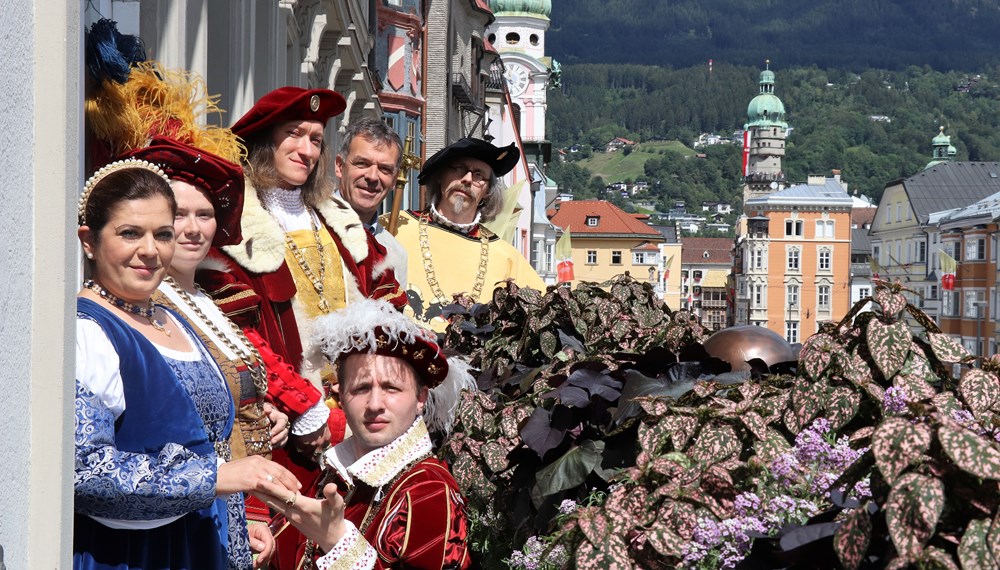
[548,0,1000,71]
[546,62,1000,208]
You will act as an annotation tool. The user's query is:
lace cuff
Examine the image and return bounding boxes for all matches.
[291,400,330,436]
[315,521,376,570]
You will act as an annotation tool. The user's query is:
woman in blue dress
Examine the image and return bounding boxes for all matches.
[73,159,300,569]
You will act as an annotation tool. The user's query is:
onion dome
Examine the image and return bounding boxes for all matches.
[746,60,787,129]
[489,0,551,16]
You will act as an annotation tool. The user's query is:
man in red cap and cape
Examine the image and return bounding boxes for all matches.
[202,87,406,568]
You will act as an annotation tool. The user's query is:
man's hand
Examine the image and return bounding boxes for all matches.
[264,402,290,448]
[252,482,347,552]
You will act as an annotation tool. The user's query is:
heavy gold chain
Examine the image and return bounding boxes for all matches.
[163,277,268,398]
[284,213,331,313]
[418,213,490,304]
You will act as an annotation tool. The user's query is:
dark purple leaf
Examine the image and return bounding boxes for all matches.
[520,407,565,458]
[530,439,605,508]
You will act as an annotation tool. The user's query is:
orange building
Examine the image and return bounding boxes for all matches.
[548,200,672,298]
[734,176,854,343]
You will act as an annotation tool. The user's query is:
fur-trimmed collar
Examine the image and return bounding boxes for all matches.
[222,180,369,274]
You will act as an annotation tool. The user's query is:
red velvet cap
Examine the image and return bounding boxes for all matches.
[124,137,245,247]
[343,326,450,388]
[231,87,346,140]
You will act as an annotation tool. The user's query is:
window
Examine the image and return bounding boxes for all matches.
[896,204,902,222]
[586,250,597,264]
[753,248,764,270]
[818,248,832,272]
[585,216,599,227]
[966,238,986,261]
[787,284,799,307]
[786,321,799,343]
[872,245,881,265]
[753,283,764,307]
[816,220,834,239]
[633,252,656,265]
[545,243,554,273]
[965,291,986,318]
[858,287,871,298]
[785,219,803,237]
[818,285,831,309]
[611,251,622,264]
[953,241,962,260]
[942,290,959,317]
[787,248,800,271]
[917,241,926,263]
[693,270,703,282]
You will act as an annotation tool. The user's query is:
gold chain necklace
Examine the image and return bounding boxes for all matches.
[284,212,331,313]
[418,212,490,303]
[163,277,268,398]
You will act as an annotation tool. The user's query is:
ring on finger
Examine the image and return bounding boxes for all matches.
[285,492,298,507]
[265,474,274,482]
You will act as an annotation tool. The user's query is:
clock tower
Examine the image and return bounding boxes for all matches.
[486,0,558,283]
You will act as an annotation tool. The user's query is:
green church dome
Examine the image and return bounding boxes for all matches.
[746,61,787,128]
[489,0,551,16]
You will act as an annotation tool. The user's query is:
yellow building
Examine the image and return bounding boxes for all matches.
[549,200,675,303]
[735,176,854,343]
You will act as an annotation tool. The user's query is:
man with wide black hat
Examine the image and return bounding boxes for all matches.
[393,138,545,331]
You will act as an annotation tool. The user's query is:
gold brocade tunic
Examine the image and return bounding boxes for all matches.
[284,224,347,386]
[284,224,348,318]
[393,210,547,332]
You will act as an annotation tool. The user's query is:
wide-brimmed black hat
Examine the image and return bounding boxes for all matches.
[418,138,520,185]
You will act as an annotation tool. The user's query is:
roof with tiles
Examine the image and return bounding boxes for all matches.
[549,200,663,238]
[897,162,1000,224]
[680,237,734,264]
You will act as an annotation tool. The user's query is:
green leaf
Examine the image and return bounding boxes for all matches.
[959,518,997,569]
[874,287,907,316]
[884,472,945,561]
[688,424,740,466]
[754,427,793,464]
[871,417,932,484]
[825,385,861,431]
[867,318,910,379]
[918,546,960,570]
[928,332,975,363]
[645,525,686,557]
[938,423,1000,480]
[894,351,938,402]
[530,439,605,508]
[834,503,872,570]
[959,369,1000,414]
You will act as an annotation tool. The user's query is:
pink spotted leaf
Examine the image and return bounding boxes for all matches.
[884,472,945,561]
[834,502,872,570]
[959,368,1000,414]
[958,518,996,569]
[871,417,932,484]
[938,423,1000,480]
[866,318,910,379]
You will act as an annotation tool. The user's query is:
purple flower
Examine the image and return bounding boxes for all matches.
[883,386,909,414]
[557,499,577,516]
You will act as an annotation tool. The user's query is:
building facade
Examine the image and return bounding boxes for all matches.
[735,176,854,343]
[679,237,734,331]
[549,200,666,289]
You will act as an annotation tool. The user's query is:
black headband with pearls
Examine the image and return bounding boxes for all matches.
[78,158,170,226]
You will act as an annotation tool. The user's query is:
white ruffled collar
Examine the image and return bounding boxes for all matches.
[429,202,481,234]
[323,417,432,489]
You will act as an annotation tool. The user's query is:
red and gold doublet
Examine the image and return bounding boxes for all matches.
[311,418,470,570]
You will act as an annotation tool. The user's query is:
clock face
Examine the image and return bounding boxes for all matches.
[505,64,529,97]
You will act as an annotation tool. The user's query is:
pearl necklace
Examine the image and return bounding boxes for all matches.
[418,212,490,304]
[285,213,332,313]
[163,277,269,398]
[84,279,169,335]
